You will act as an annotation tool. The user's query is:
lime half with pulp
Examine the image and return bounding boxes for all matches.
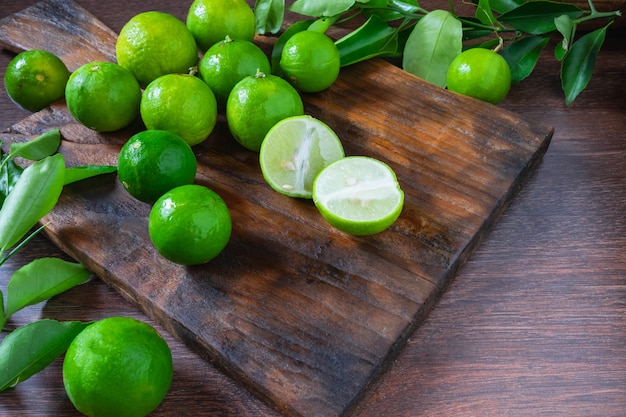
[312,156,404,235]
[259,115,344,199]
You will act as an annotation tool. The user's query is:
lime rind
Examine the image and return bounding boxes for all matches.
[312,156,404,235]
[259,115,344,199]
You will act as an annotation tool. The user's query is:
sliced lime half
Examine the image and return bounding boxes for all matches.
[259,115,344,199]
[312,156,404,236]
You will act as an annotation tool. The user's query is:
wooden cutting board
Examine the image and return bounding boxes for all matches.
[0,1,553,416]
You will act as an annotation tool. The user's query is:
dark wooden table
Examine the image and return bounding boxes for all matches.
[1,1,625,416]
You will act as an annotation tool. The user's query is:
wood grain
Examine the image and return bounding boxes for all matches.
[0,1,553,416]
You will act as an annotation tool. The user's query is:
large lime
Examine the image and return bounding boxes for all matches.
[117,130,197,203]
[65,61,141,132]
[186,0,256,52]
[3,49,70,112]
[279,30,340,93]
[446,48,511,104]
[149,184,232,265]
[226,70,304,152]
[63,316,173,417]
[116,11,199,87]
[140,74,217,146]
[198,36,271,105]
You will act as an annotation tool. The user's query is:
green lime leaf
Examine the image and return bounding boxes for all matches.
[501,35,550,82]
[489,0,523,13]
[254,0,285,34]
[64,165,117,185]
[8,129,61,162]
[562,25,607,105]
[0,154,23,207]
[5,258,91,318]
[402,9,462,88]
[388,0,421,14]
[289,0,355,17]
[0,319,90,392]
[0,154,65,253]
[498,1,583,34]
[476,0,498,26]
[335,14,400,66]
[554,14,576,61]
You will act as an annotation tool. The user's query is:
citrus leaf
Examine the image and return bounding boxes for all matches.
[5,258,91,318]
[554,14,576,60]
[8,129,60,162]
[489,0,523,14]
[335,14,400,66]
[498,1,583,34]
[0,319,89,392]
[254,0,285,34]
[0,156,22,207]
[402,9,462,88]
[561,26,607,105]
[501,35,550,82]
[476,0,498,26]
[64,165,117,185]
[0,154,65,253]
[289,0,355,17]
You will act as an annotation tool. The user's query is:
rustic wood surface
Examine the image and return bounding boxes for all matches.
[0,1,624,417]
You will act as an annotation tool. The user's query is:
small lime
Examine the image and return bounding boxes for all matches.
[186,0,256,52]
[3,49,70,112]
[116,11,199,87]
[149,184,232,265]
[63,316,173,417]
[259,115,344,198]
[312,156,404,236]
[446,48,511,104]
[118,130,197,203]
[226,70,304,152]
[141,74,217,146]
[279,30,341,93]
[198,36,271,105]
[65,61,141,132]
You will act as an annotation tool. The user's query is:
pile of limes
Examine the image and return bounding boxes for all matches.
[0,1,404,415]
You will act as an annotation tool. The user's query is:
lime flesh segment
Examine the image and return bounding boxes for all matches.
[313,156,404,236]
[259,115,345,199]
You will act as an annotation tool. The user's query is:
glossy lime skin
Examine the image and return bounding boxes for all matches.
[117,130,197,203]
[198,37,271,105]
[65,61,141,132]
[186,0,255,52]
[280,30,341,93]
[446,48,511,105]
[4,49,70,112]
[140,73,218,146]
[148,184,232,265]
[226,72,304,152]
[63,317,173,417]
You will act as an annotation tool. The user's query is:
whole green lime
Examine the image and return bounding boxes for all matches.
[198,36,271,105]
[117,130,197,203]
[3,49,70,112]
[116,11,199,87]
[279,30,340,93]
[186,0,256,52]
[62,316,173,417]
[140,73,217,146]
[149,184,232,265]
[65,61,141,132]
[226,70,304,152]
[446,48,511,104]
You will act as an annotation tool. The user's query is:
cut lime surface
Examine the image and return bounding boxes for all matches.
[259,115,344,199]
[312,156,404,236]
